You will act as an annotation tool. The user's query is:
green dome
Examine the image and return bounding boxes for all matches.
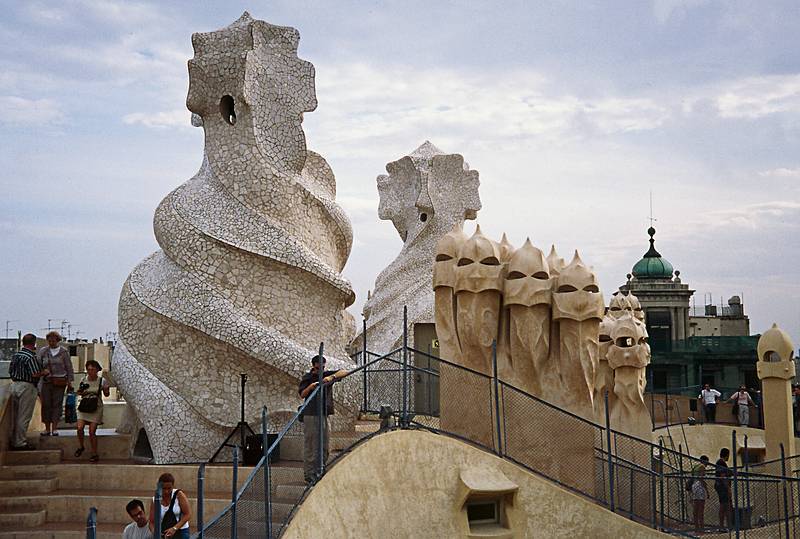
[631,227,674,279]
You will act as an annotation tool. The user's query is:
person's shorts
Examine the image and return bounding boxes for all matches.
[716,486,730,505]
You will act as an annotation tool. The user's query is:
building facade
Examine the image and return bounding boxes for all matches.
[618,227,758,394]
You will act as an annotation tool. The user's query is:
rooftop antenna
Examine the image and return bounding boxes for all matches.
[648,190,658,228]
[4,320,19,339]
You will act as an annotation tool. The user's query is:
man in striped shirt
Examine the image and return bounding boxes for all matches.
[9,333,47,450]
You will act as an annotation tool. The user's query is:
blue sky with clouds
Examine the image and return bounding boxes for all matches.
[0,0,798,346]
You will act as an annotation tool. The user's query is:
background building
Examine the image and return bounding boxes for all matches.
[619,227,759,394]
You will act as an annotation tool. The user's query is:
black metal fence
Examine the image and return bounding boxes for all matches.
[188,312,800,539]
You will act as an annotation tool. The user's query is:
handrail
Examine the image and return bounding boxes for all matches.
[650,398,691,455]
[198,383,326,535]
[365,348,714,470]
[197,326,798,538]
[198,346,411,536]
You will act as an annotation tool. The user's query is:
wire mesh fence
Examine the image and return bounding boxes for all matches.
[192,328,800,539]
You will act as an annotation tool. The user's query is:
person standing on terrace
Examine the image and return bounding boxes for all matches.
[298,355,348,484]
[728,385,755,427]
[8,333,47,450]
[699,384,721,423]
[37,331,74,436]
[691,455,710,532]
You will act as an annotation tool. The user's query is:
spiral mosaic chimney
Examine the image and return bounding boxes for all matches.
[113,13,358,462]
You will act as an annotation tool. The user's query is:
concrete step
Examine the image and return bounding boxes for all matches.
[0,467,55,480]
[0,520,285,539]
[0,461,265,493]
[278,433,365,461]
[0,491,231,526]
[3,450,61,466]
[28,430,130,460]
[0,521,122,539]
[355,420,381,433]
[231,498,296,523]
[274,482,307,502]
[0,477,57,495]
[0,509,46,528]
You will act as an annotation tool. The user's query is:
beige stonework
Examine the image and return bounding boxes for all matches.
[113,13,358,463]
[357,142,481,354]
[434,227,651,438]
[283,430,667,539]
[756,323,796,460]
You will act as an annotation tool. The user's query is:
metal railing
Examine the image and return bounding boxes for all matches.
[194,340,398,539]
[648,383,765,432]
[85,506,97,539]
[190,310,800,538]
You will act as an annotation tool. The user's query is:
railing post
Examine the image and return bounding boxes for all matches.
[263,406,272,538]
[744,435,751,516]
[732,430,740,538]
[649,369,655,430]
[781,443,790,539]
[153,481,162,539]
[401,305,409,427]
[197,463,206,539]
[605,390,615,512]
[678,443,686,523]
[85,506,97,539]
[658,439,665,530]
[362,318,368,413]
[317,341,325,480]
[231,445,239,539]
[650,448,657,528]
[491,340,502,456]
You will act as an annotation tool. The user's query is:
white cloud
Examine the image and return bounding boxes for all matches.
[309,63,670,158]
[759,167,800,178]
[22,2,69,25]
[715,74,800,119]
[337,195,378,215]
[0,95,64,126]
[75,0,161,25]
[123,109,191,129]
[652,0,711,24]
[692,201,800,230]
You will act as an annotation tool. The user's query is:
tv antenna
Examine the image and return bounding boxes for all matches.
[4,320,19,339]
[648,190,658,228]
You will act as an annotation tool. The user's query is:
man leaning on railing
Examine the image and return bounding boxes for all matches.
[298,355,347,485]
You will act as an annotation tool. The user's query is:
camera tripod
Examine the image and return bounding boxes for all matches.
[210,372,256,462]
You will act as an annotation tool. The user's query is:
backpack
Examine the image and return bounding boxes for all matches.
[160,489,180,536]
[685,478,695,492]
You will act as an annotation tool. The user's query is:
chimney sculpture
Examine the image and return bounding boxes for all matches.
[757,324,796,461]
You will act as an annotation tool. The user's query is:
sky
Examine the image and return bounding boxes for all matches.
[0,0,798,347]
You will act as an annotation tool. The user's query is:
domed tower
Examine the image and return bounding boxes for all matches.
[631,227,674,279]
[619,227,694,351]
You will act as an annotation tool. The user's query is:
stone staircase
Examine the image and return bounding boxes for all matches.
[0,419,382,539]
[0,430,303,539]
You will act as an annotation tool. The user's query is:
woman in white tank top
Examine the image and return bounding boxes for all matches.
[149,472,191,538]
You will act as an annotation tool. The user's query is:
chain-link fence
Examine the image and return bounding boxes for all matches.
[191,326,800,539]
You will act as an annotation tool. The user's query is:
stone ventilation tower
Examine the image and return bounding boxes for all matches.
[357,141,481,354]
[113,13,357,463]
